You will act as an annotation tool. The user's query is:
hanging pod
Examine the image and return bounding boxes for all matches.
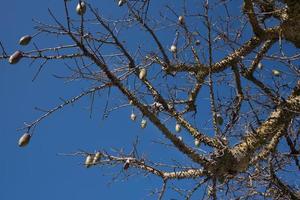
[272,69,281,76]
[118,0,126,7]
[123,159,130,170]
[170,44,177,53]
[9,51,23,64]
[93,152,101,164]
[18,133,31,147]
[178,16,184,24]
[175,123,181,133]
[216,114,223,126]
[194,138,200,147]
[85,155,93,168]
[140,119,147,129]
[178,136,183,142]
[76,1,86,15]
[19,35,32,46]
[139,68,147,80]
[257,62,263,69]
[130,113,137,121]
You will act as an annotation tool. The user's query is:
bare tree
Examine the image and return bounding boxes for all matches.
[1,0,300,199]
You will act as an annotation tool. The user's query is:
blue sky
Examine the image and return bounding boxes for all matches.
[0,1,166,199]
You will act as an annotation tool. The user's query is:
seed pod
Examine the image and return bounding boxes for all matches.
[257,62,263,69]
[76,1,86,15]
[272,69,281,76]
[221,136,228,146]
[194,138,200,147]
[85,155,93,168]
[18,133,31,147]
[130,113,137,121]
[178,136,183,142]
[216,114,223,126]
[141,119,147,129]
[9,51,22,64]
[93,152,101,164]
[195,40,200,46]
[178,15,184,24]
[19,35,32,46]
[123,159,130,170]
[139,68,147,80]
[118,0,126,7]
[175,123,181,133]
[170,45,177,53]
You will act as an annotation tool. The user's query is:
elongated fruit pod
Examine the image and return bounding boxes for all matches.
[272,69,281,76]
[118,0,126,7]
[139,68,147,80]
[19,35,32,45]
[130,113,137,121]
[93,152,101,164]
[123,159,130,170]
[216,114,223,126]
[18,133,31,147]
[85,155,93,168]
[194,139,200,147]
[178,16,184,24]
[76,1,86,15]
[9,51,22,64]
[141,119,147,129]
[170,45,177,53]
[175,123,181,133]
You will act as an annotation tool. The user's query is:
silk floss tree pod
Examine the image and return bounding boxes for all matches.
[93,152,101,164]
[257,62,263,69]
[216,113,223,126]
[123,159,130,170]
[178,136,183,142]
[175,123,181,133]
[85,155,93,168]
[118,0,126,7]
[178,15,184,25]
[194,138,200,147]
[272,69,281,76]
[130,113,137,121]
[76,1,86,15]
[18,133,31,147]
[8,51,23,64]
[170,44,177,53]
[140,119,147,129]
[139,68,147,80]
[19,35,32,46]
